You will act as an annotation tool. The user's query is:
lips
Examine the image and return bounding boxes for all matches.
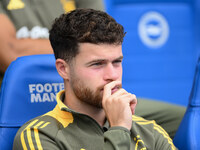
[100,84,121,94]
[111,86,120,94]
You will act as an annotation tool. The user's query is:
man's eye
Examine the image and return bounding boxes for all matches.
[92,62,103,66]
[113,60,122,64]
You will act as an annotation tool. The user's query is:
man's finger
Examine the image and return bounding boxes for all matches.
[103,81,121,100]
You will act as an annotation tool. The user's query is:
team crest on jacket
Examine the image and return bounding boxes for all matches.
[134,135,147,150]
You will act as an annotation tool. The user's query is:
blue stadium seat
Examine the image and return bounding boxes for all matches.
[173,57,200,149]
[104,0,198,106]
[0,54,63,150]
[173,1,200,149]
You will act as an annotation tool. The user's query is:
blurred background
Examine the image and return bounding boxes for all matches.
[104,0,200,106]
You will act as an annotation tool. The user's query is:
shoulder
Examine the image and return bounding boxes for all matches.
[13,104,75,149]
[132,115,176,149]
[132,115,156,136]
[14,112,62,142]
[132,115,169,137]
[132,115,157,128]
[13,106,74,147]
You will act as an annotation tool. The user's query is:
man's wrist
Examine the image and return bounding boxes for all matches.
[108,126,131,134]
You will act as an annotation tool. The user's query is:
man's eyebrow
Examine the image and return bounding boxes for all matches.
[85,56,123,66]
[113,56,123,61]
[85,59,107,66]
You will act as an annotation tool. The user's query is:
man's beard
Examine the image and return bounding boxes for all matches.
[70,77,103,108]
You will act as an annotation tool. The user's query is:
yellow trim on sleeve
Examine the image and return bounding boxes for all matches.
[153,126,176,150]
[153,122,170,137]
[20,120,50,150]
[40,122,50,128]
[134,120,155,125]
[20,119,38,150]
[27,128,35,150]
[33,121,45,150]
[34,128,43,150]
[20,131,27,150]
[132,115,148,122]
[133,116,176,150]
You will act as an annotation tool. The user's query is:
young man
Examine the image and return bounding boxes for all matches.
[0,0,185,140]
[13,9,177,149]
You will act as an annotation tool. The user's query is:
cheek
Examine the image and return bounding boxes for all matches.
[117,66,123,75]
[113,66,123,80]
[79,68,103,78]
[76,69,102,84]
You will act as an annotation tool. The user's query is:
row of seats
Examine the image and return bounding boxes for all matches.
[0,0,200,149]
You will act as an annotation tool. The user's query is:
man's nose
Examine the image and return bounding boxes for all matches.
[103,63,120,81]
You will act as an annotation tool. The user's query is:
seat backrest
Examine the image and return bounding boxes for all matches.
[173,57,200,149]
[104,0,197,106]
[173,1,200,148]
[0,54,64,150]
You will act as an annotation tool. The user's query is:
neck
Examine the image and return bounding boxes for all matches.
[64,90,106,126]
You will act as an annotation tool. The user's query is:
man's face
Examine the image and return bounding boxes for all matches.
[69,43,123,108]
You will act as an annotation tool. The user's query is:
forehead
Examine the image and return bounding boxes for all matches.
[76,43,123,61]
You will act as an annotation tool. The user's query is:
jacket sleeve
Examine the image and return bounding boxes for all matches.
[153,123,178,150]
[103,122,178,150]
[13,119,60,150]
[103,126,131,150]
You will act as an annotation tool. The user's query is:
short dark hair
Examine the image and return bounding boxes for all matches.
[49,8,125,62]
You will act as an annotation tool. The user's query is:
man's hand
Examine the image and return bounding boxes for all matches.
[102,81,137,130]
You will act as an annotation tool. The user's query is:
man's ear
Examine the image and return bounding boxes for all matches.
[55,59,70,80]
